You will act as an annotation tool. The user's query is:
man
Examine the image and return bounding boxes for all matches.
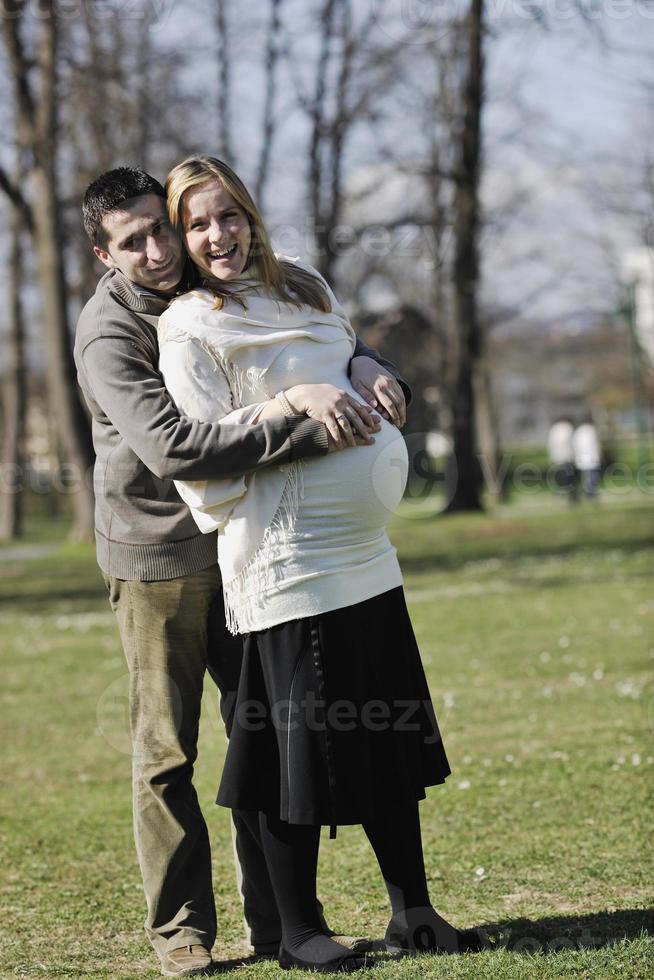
[74,166,409,977]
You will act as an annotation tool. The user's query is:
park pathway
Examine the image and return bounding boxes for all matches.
[0,544,59,563]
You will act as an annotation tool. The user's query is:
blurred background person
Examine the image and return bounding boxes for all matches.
[573,416,602,502]
[547,417,577,504]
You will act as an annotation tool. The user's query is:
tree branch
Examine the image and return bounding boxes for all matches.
[0,165,34,232]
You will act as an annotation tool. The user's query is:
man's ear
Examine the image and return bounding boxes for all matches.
[93,244,115,270]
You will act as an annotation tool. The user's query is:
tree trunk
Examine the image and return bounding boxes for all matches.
[215,0,233,162]
[323,0,351,286]
[33,9,95,538]
[69,5,115,306]
[31,163,96,538]
[254,0,282,211]
[444,0,485,513]
[131,14,153,172]
[474,355,504,499]
[2,2,95,539]
[1,203,27,540]
[308,0,338,280]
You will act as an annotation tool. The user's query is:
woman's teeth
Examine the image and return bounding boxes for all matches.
[209,244,237,260]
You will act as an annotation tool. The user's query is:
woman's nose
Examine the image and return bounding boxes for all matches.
[208,220,223,243]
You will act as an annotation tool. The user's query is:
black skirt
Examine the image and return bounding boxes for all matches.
[216,587,451,826]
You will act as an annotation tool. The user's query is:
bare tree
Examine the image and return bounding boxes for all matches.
[305,0,339,280]
[1,2,95,539]
[63,8,116,307]
[254,0,283,210]
[0,163,29,539]
[444,0,485,513]
[63,6,167,306]
[130,14,154,172]
[290,0,407,284]
[338,6,487,508]
[215,0,234,162]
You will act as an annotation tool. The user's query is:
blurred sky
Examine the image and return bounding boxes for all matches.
[482,5,653,323]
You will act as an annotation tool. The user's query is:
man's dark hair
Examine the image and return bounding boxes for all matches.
[82,167,166,247]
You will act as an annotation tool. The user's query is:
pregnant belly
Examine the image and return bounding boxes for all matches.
[298,419,408,535]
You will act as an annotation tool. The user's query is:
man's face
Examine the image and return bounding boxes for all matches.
[93,194,184,295]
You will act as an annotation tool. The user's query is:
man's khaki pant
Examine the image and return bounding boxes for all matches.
[104,566,281,960]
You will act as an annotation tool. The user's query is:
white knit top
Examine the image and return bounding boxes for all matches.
[158,260,408,634]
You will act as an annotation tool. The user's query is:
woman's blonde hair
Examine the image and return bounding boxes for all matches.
[166,155,330,313]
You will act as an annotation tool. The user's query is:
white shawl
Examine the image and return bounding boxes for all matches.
[157,257,356,630]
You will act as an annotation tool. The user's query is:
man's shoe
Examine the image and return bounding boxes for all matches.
[331,935,374,953]
[160,944,213,977]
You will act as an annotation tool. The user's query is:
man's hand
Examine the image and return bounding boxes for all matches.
[350,355,406,428]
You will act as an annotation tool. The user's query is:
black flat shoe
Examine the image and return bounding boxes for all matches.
[454,928,490,953]
[385,913,490,955]
[279,943,368,972]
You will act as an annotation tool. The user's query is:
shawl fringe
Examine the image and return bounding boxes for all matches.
[222,461,305,635]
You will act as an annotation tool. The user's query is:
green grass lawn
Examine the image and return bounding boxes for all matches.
[1,498,653,978]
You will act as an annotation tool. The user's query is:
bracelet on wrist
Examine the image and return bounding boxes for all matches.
[275,390,295,417]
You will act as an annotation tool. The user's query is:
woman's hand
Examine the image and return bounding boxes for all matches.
[285,383,381,448]
[350,356,406,428]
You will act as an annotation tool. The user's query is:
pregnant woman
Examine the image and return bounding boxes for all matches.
[158,156,482,972]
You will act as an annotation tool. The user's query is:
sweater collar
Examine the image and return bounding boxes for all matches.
[106,269,173,315]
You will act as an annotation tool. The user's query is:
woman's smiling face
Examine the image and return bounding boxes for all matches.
[181,180,252,281]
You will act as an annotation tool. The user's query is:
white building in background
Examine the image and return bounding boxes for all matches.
[622,247,654,366]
